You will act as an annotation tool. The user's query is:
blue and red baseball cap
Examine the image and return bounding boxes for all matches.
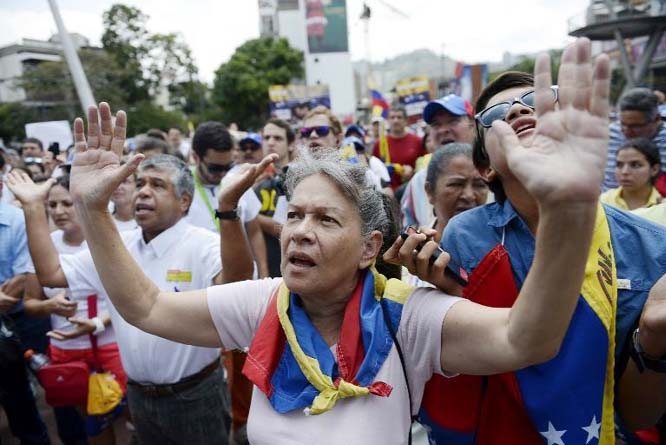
[423,94,474,124]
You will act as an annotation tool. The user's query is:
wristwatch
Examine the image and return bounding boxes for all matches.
[630,327,666,373]
[215,208,239,221]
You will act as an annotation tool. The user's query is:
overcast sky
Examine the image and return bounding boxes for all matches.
[0,0,589,83]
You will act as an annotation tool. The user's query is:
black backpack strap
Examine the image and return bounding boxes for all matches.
[380,299,415,445]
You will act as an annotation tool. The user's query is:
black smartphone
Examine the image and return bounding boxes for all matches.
[400,226,468,287]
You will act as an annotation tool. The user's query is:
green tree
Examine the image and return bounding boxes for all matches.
[212,37,304,129]
[102,4,201,108]
[20,49,131,111]
[101,3,151,103]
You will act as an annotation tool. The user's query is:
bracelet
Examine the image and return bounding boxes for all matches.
[215,208,239,221]
[91,317,106,336]
[630,327,666,373]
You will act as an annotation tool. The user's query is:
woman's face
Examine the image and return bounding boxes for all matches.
[615,147,659,191]
[111,174,136,207]
[426,155,488,223]
[280,174,374,301]
[47,185,79,233]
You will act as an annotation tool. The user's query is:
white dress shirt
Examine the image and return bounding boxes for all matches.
[61,219,222,384]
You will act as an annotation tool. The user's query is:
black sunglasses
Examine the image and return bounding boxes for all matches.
[300,126,332,138]
[475,86,559,128]
[202,159,235,174]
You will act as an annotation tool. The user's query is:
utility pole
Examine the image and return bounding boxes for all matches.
[47,0,96,113]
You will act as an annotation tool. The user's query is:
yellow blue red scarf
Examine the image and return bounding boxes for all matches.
[243,267,412,415]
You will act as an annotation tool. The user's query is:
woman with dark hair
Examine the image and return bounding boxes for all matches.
[424,143,488,238]
[601,138,661,210]
[20,174,127,444]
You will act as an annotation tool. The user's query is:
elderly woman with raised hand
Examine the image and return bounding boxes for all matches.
[66,38,610,444]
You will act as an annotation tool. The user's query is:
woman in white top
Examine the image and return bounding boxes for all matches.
[56,38,610,444]
[21,174,127,444]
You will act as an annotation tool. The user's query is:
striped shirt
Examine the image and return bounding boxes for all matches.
[604,121,666,191]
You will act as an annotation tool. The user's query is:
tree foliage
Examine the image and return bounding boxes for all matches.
[212,37,304,129]
[102,4,199,109]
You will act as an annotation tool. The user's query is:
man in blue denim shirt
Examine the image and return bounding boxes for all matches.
[423,68,666,444]
[0,179,50,445]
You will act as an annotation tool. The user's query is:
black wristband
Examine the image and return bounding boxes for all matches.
[215,208,239,221]
[630,328,666,373]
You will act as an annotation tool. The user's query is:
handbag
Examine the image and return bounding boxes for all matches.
[38,294,121,413]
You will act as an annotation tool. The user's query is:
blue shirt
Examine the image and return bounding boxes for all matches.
[0,202,31,313]
[441,200,666,359]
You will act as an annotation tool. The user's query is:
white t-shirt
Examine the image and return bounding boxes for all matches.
[206,278,462,444]
[369,156,391,184]
[27,231,117,350]
[113,216,138,232]
[185,167,261,233]
[61,219,222,384]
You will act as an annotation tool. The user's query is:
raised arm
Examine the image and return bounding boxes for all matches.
[5,172,68,288]
[68,103,268,348]
[218,156,278,284]
[387,38,610,375]
[616,274,666,430]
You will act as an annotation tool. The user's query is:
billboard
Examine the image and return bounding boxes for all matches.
[305,0,349,54]
[395,75,431,124]
[268,84,331,125]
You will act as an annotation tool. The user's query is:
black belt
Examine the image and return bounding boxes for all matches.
[128,359,219,397]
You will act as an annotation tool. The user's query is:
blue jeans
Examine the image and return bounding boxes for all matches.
[0,317,50,445]
[127,367,229,445]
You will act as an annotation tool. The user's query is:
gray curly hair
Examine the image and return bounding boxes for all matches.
[284,148,393,241]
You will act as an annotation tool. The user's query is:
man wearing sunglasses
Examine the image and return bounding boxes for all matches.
[187,122,268,278]
[421,47,666,444]
[400,94,476,229]
[604,88,666,192]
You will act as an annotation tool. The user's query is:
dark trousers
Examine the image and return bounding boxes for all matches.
[0,316,50,445]
[127,367,229,445]
[9,312,87,445]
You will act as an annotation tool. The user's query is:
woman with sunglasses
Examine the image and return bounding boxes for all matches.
[418,54,666,444]
[600,138,661,211]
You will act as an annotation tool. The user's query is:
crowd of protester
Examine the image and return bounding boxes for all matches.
[2,37,666,445]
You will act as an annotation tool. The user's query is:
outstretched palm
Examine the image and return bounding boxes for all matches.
[487,38,610,206]
[5,170,54,205]
[69,103,143,211]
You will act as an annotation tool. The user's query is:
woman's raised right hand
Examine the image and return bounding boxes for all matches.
[5,170,55,205]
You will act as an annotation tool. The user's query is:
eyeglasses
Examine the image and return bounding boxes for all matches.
[202,159,235,174]
[300,126,332,138]
[23,157,43,164]
[475,86,559,128]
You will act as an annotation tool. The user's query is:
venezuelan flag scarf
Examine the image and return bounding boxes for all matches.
[243,267,413,415]
[420,203,618,445]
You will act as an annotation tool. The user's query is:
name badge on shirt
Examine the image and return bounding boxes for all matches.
[166,270,192,282]
[617,278,631,290]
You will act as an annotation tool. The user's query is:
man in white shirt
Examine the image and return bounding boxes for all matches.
[16,155,233,445]
[186,121,269,277]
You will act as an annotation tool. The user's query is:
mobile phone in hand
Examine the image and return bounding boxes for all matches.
[400,226,468,287]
